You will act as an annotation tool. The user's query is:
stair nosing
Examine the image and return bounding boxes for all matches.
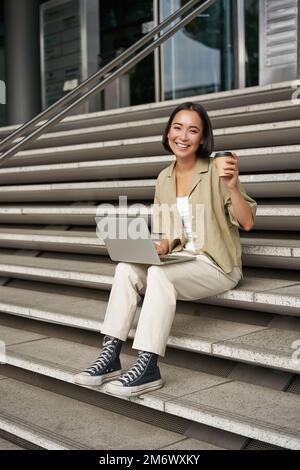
[3,342,300,450]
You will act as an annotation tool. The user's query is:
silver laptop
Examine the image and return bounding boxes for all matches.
[99,216,195,265]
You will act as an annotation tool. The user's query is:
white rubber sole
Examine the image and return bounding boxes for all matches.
[73,369,122,387]
[105,378,163,397]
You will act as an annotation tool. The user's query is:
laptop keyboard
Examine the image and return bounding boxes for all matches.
[159,255,183,262]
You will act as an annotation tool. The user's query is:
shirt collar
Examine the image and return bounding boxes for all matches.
[166,156,210,178]
[165,156,210,201]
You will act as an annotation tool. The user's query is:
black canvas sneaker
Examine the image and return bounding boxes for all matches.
[105,350,163,397]
[74,335,123,386]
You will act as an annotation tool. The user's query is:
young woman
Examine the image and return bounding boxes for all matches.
[74,102,257,397]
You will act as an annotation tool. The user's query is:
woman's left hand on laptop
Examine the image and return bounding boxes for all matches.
[154,240,169,255]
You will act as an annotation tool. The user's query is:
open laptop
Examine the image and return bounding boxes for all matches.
[98,216,195,265]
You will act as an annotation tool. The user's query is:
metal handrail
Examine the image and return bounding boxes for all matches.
[0,0,202,154]
[0,0,215,165]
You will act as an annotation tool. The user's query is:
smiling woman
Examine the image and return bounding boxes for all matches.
[74,101,257,399]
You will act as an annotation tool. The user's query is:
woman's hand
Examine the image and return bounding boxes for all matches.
[154,240,169,255]
[220,151,239,190]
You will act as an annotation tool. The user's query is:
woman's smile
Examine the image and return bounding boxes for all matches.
[175,142,190,149]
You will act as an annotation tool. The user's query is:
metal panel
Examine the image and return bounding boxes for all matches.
[233,0,246,89]
[40,0,99,112]
[259,0,298,84]
[153,0,162,102]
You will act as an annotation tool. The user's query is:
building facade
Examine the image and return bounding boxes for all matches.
[0,0,299,125]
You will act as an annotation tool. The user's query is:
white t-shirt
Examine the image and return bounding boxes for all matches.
[176,196,196,253]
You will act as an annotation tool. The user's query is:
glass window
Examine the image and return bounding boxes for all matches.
[99,0,154,106]
[0,2,6,126]
[245,0,259,87]
[161,0,234,100]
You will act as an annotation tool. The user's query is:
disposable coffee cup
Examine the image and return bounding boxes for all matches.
[214,151,233,177]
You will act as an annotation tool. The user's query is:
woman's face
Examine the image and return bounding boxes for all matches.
[167,110,204,160]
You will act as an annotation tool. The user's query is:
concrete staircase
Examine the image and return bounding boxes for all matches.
[0,80,300,450]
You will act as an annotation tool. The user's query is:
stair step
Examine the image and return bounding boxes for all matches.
[0,203,298,230]
[52,80,300,126]
[0,228,107,254]
[0,172,299,202]
[0,253,300,316]
[0,79,299,451]
[0,80,298,138]
[1,145,300,185]
[0,228,298,269]
[3,120,300,168]
[1,326,299,449]
[0,375,210,450]
[241,232,300,269]
[3,101,299,150]
[0,253,298,315]
[0,284,299,372]
[0,435,24,450]
[0,156,174,185]
[0,252,116,289]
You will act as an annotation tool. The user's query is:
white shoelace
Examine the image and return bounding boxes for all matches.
[119,351,151,385]
[85,337,116,374]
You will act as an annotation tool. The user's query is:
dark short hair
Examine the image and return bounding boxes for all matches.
[162,102,214,158]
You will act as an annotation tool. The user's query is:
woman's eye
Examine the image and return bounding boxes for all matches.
[171,126,198,133]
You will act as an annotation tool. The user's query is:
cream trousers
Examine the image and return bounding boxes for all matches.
[101,254,242,357]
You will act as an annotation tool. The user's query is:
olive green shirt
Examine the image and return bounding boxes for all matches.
[152,157,257,276]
